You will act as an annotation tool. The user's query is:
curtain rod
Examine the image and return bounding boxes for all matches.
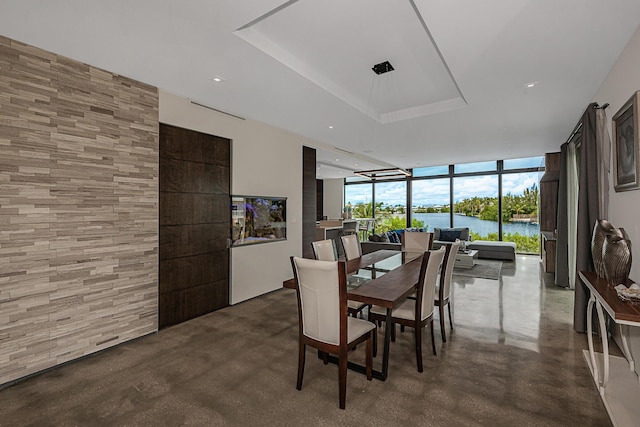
[563,102,609,145]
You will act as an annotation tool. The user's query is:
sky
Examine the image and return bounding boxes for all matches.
[345,171,541,207]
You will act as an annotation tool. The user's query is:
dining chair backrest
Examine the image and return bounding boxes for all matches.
[440,240,461,300]
[417,247,446,321]
[291,257,346,346]
[311,239,338,261]
[340,234,362,260]
[402,231,433,253]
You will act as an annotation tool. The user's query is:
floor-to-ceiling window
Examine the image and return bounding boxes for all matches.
[374,180,407,232]
[344,156,544,253]
[501,157,543,254]
[453,174,500,240]
[411,174,450,232]
[344,181,372,219]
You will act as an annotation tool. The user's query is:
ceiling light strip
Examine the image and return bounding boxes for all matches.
[189,100,245,121]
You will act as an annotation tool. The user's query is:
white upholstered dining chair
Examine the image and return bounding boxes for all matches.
[311,239,338,261]
[290,257,376,409]
[401,231,433,253]
[436,240,461,342]
[340,234,362,261]
[311,239,367,317]
[369,246,446,372]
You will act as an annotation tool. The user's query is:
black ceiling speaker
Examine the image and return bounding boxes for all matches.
[372,61,394,75]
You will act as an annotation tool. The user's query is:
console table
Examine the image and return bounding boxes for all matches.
[579,271,639,394]
[579,271,640,426]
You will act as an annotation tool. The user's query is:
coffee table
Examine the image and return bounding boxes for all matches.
[455,249,478,269]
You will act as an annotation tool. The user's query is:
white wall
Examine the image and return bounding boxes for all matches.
[323,178,344,219]
[592,23,640,377]
[160,91,317,304]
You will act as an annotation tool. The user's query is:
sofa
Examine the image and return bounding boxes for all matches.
[466,240,516,261]
[431,227,471,250]
[360,228,424,254]
[360,227,461,255]
[360,240,401,254]
[360,226,516,261]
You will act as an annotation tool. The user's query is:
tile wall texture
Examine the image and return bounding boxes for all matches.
[0,36,159,385]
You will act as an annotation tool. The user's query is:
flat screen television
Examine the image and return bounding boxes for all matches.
[231,195,286,247]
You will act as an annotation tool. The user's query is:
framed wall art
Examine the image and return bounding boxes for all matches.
[612,90,640,192]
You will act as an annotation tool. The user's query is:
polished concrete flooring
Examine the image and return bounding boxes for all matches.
[0,256,612,426]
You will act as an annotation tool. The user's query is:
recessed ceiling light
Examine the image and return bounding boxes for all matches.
[210,76,225,83]
[525,81,538,88]
[329,126,334,129]
[335,159,339,162]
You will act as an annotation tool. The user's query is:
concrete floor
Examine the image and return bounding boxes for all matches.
[0,255,612,426]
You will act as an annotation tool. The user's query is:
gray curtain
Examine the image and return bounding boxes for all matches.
[555,143,570,288]
[574,103,601,333]
[596,109,611,219]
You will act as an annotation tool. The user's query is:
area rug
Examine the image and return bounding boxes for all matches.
[454,259,503,280]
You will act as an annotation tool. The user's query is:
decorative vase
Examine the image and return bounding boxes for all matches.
[591,219,616,279]
[602,233,632,287]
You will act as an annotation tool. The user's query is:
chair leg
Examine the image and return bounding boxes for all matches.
[373,324,378,357]
[323,351,329,365]
[415,324,423,373]
[297,342,306,390]
[430,319,437,356]
[439,304,447,343]
[338,349,347,409]
[391,322,396,342]
[400,325,405,333]
[366,332,373,381]
[448,303,454,330]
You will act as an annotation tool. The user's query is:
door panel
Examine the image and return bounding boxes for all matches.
[159,123,230,328]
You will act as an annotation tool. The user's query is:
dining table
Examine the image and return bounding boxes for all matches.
[283,249,424,381]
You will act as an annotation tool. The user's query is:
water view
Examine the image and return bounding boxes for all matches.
[413,213,539,237]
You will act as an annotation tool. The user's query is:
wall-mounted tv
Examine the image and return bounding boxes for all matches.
[231,195,286,247]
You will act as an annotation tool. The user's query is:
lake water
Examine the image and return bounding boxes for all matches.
[413,213,539,237]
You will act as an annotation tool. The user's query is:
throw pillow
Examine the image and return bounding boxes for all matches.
[439,229,462,242]
[369,233,381,242]
[380,233,390,243]
[386,231,399,243]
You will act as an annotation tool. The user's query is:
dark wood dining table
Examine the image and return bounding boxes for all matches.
[283,250,424,381]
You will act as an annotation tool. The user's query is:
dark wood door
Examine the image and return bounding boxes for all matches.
[159,123,230,328]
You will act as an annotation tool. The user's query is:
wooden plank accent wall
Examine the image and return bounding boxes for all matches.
[0,36,159,386]
[302,146,316,259]
[316,179,324,221]
[158,124,230,328]
[540,151,561,232]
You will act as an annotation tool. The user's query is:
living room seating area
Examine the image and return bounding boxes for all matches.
[361,227,516,261]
